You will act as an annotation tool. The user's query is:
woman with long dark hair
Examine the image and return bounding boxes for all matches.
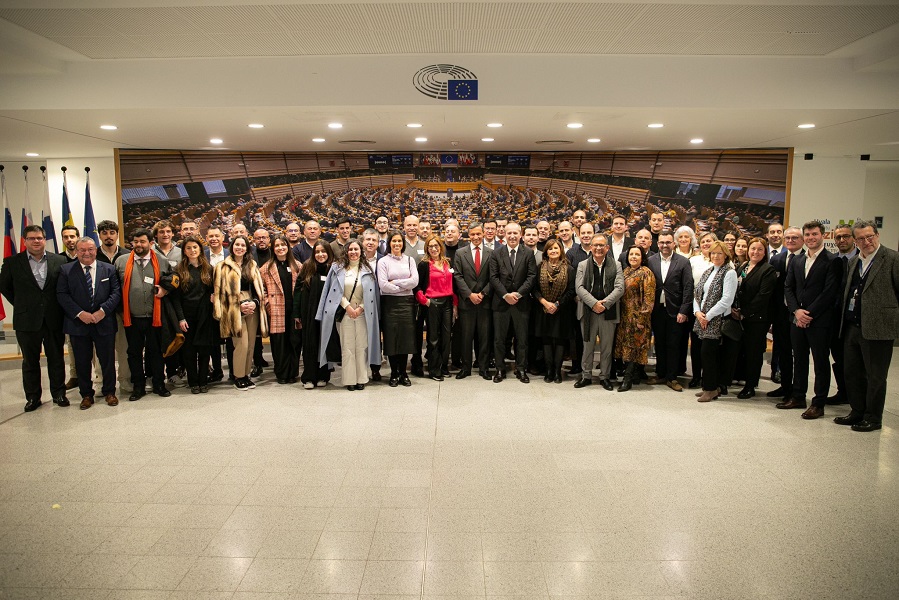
[415,235,456,381]
[261,235,301,384]
[533,239,576,383]
[614,245,656,391]
[376,231,419,387]
[173,236,215,394]
[317,239,381,391]
[213,235,268,390]
[295,241,335,389]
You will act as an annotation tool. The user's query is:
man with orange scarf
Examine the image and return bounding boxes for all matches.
[114,228,172,401]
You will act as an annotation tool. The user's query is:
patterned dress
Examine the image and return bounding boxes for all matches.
[614,266,656,364]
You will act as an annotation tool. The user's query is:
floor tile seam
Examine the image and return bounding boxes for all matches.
[418,379,443,599]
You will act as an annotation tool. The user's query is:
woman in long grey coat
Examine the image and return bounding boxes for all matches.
[316,239,381,387]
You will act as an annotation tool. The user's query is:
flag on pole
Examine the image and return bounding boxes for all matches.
[61,170,74,228]
[20,167,34,253]
[40,168,58,253]
[0,169,12,320]
[18,207,29,253]
[83,169,99,245]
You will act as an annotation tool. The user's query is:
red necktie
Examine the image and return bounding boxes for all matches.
[474,246,481,275]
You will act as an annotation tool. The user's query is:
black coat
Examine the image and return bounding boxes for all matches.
[0,251,67,332]
[533,264,576,339]
[647,253,694,318]
[736,262,777,323]
[489,244,537,312]
[785,249,840,328]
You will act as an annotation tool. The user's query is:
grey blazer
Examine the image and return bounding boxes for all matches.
[575,254,624,323]
[840,245,899,340]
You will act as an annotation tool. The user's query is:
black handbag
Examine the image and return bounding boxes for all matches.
[721,316,744,341]
[333,271,360,323]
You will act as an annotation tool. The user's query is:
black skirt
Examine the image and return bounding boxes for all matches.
[381,295,416,355]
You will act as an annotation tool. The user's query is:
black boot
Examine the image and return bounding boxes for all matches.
[617,362,636,392]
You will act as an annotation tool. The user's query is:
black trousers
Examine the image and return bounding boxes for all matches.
[689,331,703,380]
[450,318,463,367]
[411,305,426,372]
[182,327,211,388]
[388,354,409,376]
[71,330,116,398]
[425,297,453,376]
[164,350,182,379]
[790,324,832,406]
[701,335,740,392]
[253,334,265,367]
[844,324,893,424]
[459,305,492,375]
[18,322,66,401]
[494,306,529,372]
[210,337,226,375]
[740,320,770,388]
[651,308,687,382]
[270,331,299,381]
[125,317,165,390]
[771,309,794,393]
[830,326,847,402]
[543,337,566,376]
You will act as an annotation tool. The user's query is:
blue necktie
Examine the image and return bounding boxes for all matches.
[84,265,93,303]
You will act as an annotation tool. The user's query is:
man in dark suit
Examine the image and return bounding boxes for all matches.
[647,231,694,391]
[834,220,899,432]
[453,222,493,380]
[0,225,69,411]
[489,222,537,383]
[781,220,840,419]
[765,222,787,381]
[767,227,804,400]
[606,214,634,263]
[57,237,122,409]
[828,224,859,405]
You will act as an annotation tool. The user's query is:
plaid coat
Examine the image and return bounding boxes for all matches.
[261,260,300,334]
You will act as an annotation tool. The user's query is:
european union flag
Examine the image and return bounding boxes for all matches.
[447,79,478,100]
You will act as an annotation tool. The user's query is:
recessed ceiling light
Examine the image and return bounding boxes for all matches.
[407,123,422,128]
[798,123,815,129]
[248,123,264,129]
[100,124,117,130]
[312,138,325,143]
[415,137,427,142]
[328,123,343,129]
[210,138,223,144]
[648,123,664,128]
[487,123,503,128]
[26,152,39,157]
[567,123,583,129]
[481,138,494,142]
[587,138,601,143]
[690,138,704,144]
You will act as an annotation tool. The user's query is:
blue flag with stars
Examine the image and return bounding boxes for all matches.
[447,80,478,100]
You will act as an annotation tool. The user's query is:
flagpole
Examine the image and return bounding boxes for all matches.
[83,166,99,245]
[39,166,58,253]
[0,164,5,323]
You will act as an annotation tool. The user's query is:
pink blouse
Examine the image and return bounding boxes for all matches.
[416,262,457,306]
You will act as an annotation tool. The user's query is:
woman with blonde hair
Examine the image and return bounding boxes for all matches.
[415,235,456,381]
[687,231,718,388]
[693,240,738,402]
[213,235,268,390]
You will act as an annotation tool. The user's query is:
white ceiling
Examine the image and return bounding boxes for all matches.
[1,0,898,162]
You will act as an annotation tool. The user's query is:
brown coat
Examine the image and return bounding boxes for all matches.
[213,257,269,338]
[260,260,300,334]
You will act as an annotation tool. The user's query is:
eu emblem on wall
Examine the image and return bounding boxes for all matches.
[413,64,479,101]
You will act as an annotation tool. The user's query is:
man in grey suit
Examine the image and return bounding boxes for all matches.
[489,223,537,383]
[834,219,899,432]
[574,235,624,390]
[453,223,493,380]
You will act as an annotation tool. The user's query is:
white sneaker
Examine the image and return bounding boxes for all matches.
[315,381,327,387]
[303,382,314,390]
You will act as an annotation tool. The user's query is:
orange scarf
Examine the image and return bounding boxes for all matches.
[122,251,162,327]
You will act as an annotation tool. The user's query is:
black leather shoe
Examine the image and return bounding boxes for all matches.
[736,387,755,399]
[411,367,425,378]
[519,373,530,384]
[199,386,209,393]
[129,389,146,401]
[775,397,807,410]
[370,369,382,382]
[766,387,788,398]
[24,398,42,412]
[553,376,562,384]
[400,374,412,387]
[153,387,172,398]
[493,373,504,383]
[346,385,355,391]
[355,384,365,390]
[600,379,614,391]
[388,377,399,387]
[851,420,882,432]
[480,371,491,380]
[208,371,224,383]
[825,394,847,405]
[574,378,592,389]
[772,371,782,384]
[250,366,263,378]
[258,359,270,368]
[687,378,701,389]
[719,386,729,397]
[455,371,470,380]
[544,375,553,383]
[834,413,863,426]
[276,379,288,384]
[52,396,70,407]
[191,386,201,394]
[617,380,633,392]
[430,373,443,381]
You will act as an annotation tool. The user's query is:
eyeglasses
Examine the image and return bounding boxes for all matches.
[855,234,877,244]
[25,236,44,241]
[834,234,852,240]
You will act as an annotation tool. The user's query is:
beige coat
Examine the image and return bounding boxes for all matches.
[213,257,269,338]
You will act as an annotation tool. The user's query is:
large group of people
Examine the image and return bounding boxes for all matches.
[2,209,896,434]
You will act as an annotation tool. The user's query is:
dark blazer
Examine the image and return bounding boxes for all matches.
[647,253,694,318]
[453,244,493,311]
[606,234,635,261]
[840,246,899,340]
[769,249,804,317]
[785,248,840,328]
[204,246,229,261]
[736,262,777,323]
[489,244,537,312]
[57,260,122,337]
[566,245,589,269]
[0,251,67,332]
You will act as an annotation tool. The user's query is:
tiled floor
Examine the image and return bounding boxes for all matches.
[1,354,898,599]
